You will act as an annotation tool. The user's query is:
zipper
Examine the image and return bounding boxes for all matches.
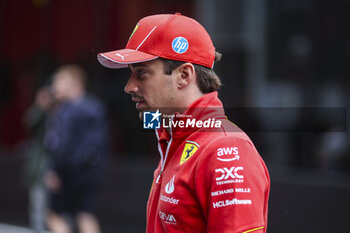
[155,114,174,183]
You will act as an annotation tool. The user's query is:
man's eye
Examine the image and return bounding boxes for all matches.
[137,70,147,78]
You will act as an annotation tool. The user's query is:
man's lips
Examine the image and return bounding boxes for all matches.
[132,97,146,109]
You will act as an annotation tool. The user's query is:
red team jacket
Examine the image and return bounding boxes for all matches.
[146,92,270,233]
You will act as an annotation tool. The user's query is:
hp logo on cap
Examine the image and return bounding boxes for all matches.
[172,37,189,54]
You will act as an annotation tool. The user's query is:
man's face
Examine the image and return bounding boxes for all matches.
[52,71,82,102]
[52,71,73,102]
[124,59,177,118]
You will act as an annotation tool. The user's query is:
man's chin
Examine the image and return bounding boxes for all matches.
[138,111,143,120]
[137,108,149,120]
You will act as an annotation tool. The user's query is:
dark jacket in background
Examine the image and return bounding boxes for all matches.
[23,105,49,186]
[45,95,108,185]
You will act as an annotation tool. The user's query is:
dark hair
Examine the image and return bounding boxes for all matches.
[159,52,222,94]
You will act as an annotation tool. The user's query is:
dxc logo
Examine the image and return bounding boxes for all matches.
[215,167,244,181]
[172,37,189,54]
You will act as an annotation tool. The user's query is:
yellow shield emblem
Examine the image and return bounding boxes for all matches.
[129,24,139,40]
[180,142,199,165]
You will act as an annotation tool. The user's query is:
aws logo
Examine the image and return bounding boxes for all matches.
[180,141,199,165]
[217,147,240,162]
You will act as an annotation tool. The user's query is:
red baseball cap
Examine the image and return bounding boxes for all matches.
[97,13,215,69]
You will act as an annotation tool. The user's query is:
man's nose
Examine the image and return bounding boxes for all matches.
[124,77,138,94]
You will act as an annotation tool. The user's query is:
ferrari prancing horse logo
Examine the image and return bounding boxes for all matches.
[180,142,199,165]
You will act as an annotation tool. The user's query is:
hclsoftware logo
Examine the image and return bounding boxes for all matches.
[143,110,161,129]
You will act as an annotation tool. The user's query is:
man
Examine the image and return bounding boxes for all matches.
[45,65,108,233]
[98,13,270,233]
[23,86,52,233]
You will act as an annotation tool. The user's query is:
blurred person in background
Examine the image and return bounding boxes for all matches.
[45,65,108,233]
[23,86,53,233]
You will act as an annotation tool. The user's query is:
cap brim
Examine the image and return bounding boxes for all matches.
[97,49,159,69]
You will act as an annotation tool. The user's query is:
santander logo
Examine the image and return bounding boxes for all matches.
[165,175,175,194]
[217,147,240,162]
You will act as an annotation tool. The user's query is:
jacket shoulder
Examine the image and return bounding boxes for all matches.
[194,120,260,165]
[198,119,254,148]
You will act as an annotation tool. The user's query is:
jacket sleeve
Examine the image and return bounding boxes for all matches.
[194,135,270,233]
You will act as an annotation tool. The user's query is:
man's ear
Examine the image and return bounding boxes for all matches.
[176,63,195,89]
